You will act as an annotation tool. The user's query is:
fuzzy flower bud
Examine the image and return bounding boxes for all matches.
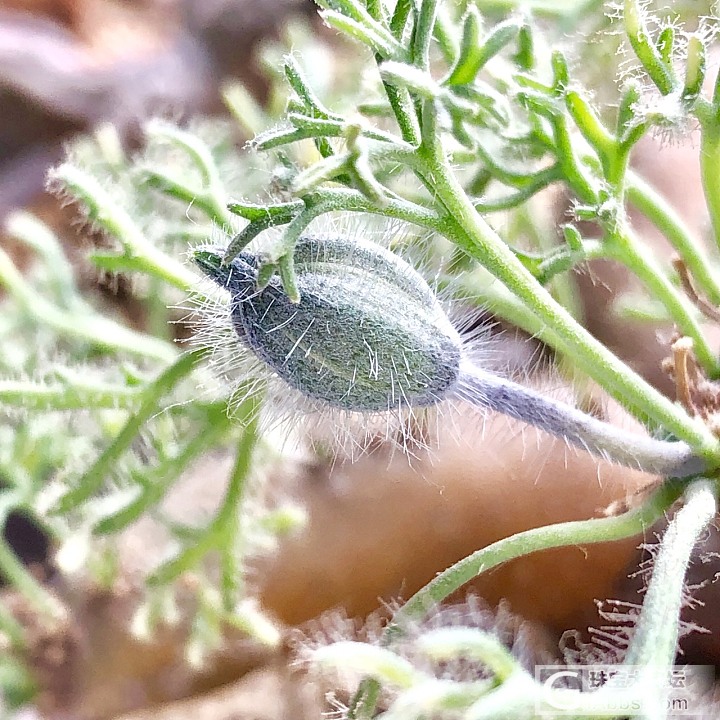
[194,236,462,412]
[193,235,706,478]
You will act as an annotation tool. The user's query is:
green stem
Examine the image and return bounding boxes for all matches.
[419,152,720,459]
[413,0,440,68]
[625,479,716,667]
[699,122,720,254]
[148,392,260,593]
[347,677,382,720]
[53,350,203,513]
[364,0,383,21]
[92,405,232,534]
[623,0,675,96]
[608,226,718,375]
[50,164,199,292]
[284,55,342,121]
[0,378,142,411]
[565,89,615,166]
[417,628,520,682]
[6,211,80,309]
[389,0,412,37]
[0,600,26,649]
[0,247,176,362]
[551,112,598,203]
[472,175,561,212]
[446,271,565,349]
[306,187,445,230]
[518,205,583,320]
[320,10,406,60]
[623,479,717,718]
[144,122,236,228]
[433,7,459,65]
[627,172,720,307]
[287,114,408,146]
[142,169,232,228]
[383,84,421,146]
[223,81,268,137]
[363,0,421,146]
[387,479,683,638]
[218,394,261,610]
[350,480,685,719]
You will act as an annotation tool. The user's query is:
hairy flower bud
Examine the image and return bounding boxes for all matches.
[194,236,462,413]
[193,233,706,478]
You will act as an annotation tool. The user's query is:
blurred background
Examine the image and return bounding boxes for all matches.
[2,1,720,718]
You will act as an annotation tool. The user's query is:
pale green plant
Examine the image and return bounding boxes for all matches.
[0,1,720,718]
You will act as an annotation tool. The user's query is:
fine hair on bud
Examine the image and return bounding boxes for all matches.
[187,217,459,458]
[190,217,706,477]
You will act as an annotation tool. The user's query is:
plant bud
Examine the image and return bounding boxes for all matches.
[193,236,462,413]
[193,234,706,477]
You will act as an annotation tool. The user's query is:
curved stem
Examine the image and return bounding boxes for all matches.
[305,187,446,232]
[349,480,685,719]
[456,361,706,478]
[50,164,199,292]
[142,169,231,229]
[389,479,683,637]
[53,350,204,513]
[623,479,717,719]
[0,247,176,363]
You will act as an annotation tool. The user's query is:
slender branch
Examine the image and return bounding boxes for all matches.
[49,164,199,292]
[390,479,683,633]
[412,0,440,69]
[627,172,720,307]
[699,122,720,254]
[0,378,142,411]
[53,350,204,513]
[0,247,176,362]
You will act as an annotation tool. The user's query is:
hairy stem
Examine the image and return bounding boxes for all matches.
[392,479,682,629]
[626,479,717,667]
[53,350,204,513]
[50,164,199,292]
[0,247,176,362]
[624,479,717,718]
[457,361,706,478]
[350,480,685,718]
[0,378,142,411]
